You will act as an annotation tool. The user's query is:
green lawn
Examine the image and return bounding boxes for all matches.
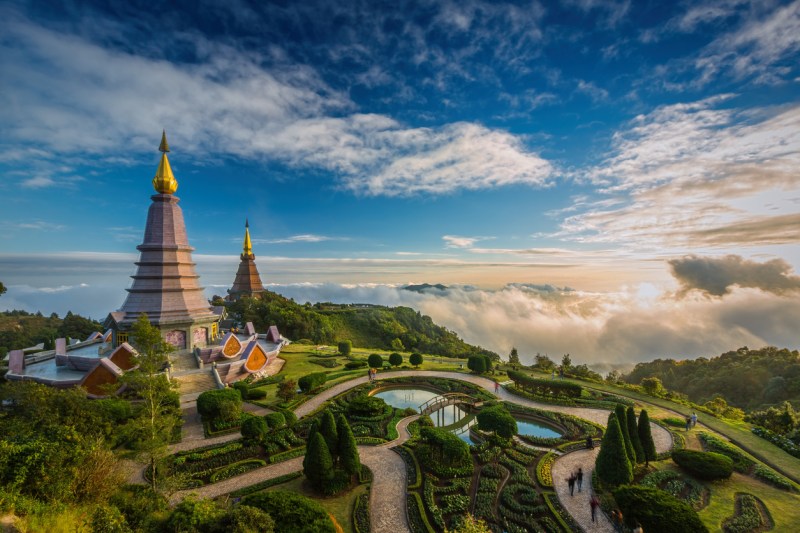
[264,475,367,533]
[507,366,800,484]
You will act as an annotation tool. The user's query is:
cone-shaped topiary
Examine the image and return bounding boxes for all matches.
[303,432,334,490]
[320,409,339,462]
[637,409,657,466]
[627,406,645,463]
[336,414,361,477]
[615,404,636,466]
[596,412,633,486]
[307,420,319,446]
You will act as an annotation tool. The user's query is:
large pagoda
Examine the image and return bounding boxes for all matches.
[228,220,266,300]
[106,132,219,350]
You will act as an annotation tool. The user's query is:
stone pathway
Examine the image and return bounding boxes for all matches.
[165,369,677,533]
[169,402,274,453]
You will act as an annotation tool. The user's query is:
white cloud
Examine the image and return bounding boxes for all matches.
[254,234,347,244]
[0,13,556,198]
[443,235,488,248]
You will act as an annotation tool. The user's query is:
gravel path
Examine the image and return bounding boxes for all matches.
[167,370,675,533]
[169,402,273,453]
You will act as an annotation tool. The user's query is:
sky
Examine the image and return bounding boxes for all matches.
[1,0,799,367]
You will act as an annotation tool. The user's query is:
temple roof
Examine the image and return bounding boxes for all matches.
[153,130,178,195]
[228,220,265,300]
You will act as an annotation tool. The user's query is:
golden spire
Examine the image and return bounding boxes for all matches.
[153,130,178,194]
[243,219,253,256]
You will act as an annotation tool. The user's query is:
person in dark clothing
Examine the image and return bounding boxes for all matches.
[586,435,593,449]
[576,467,584,491]
[567,473,576,496]
[590,495,600,522]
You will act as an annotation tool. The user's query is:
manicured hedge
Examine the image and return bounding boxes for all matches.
[345,360,368,369]
[507,370,582,398]
[672,449,733,480]
[241,416,268,442]
[613,485,709,533]
[298,372,327,393]
[265,412,286,430]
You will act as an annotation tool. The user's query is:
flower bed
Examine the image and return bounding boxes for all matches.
[395,446,422,489]
[209,459,266,483]
[407,491,435,533]
[722,493,772,533]
[699,432,798,491]
[752,426,800,459]
[536,452,556,488]
[268,447,305,464]
[228,471,303,498]
[353,493,370,533]
[640,469,707,510]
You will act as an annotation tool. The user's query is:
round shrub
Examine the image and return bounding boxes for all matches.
[389,353,403,367]
[197,388,243,422]
[417,427,471,469]
[367,354,383,369]
[672,449,734,480]
[347,394,387,416]
[298,372,327,393]
[241,490,335,533]
[265,412,286,430]
[409,352,423,367]
[247,388,267,400]
[612,485,708,533]
[338,340,352,356]
[241,416,268,442]
[477,405,518,439]
[280,409,298,426]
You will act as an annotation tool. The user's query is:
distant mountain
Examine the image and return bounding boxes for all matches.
[403,283,449,293]
[227,289,498,359]
[0,310,102,358]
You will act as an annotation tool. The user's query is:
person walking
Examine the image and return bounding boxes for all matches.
[633,521,643,533]
[590,495,600,523]
[494,381,499,393]
[691,411,698,428]
[586,435,594,449]
[567,473,576,496]
[576,467,584,492]
[686,416,692,431]
[610,510,620,532]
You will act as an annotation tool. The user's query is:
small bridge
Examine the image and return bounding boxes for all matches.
[419,393,482,415]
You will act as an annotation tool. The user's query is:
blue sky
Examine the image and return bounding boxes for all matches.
[2,0,800,364]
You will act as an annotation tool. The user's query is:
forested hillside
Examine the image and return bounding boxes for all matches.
[623,346,800,411]
[0,310,102,357]
[224,290,498,359]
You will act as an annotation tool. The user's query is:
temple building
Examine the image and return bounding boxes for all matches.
[5,132,285,396]
[104,131,221,351]
[228,220,266,300]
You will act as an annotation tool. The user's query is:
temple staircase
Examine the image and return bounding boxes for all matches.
[173,369,219,396]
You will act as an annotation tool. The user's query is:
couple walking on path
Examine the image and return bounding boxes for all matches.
[567,467,583,496]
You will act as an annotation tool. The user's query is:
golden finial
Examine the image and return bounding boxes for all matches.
[153,130,178,194]
[243,219,253,256]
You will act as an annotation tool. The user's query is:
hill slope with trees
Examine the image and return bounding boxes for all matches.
[623,346,800,412]
[224,290,498,359]
[0,310,102,357]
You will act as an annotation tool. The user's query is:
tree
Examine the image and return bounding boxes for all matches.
[166,494,225,532]
[641,377,665,397]
[390,337,405,351]
[534,353,555,371]
[320,409,339,461]
[615,404,636,465]
[626,406,645,464]
[336,414,361,477]
[637,409,657,466]
[241,490,335,533]
[409,352,423,368]
[595,412,633,486]
[303,433,334,489]
[476,405,518,439]
[389,352,403,367]
[467,355,487,373]
[338,340,352,356]
[0,281,5,297]
[123,314,180,493]
[561,353,572,372]
[508,347,520,366]
[277,379,297,403]
[197,388,243,423]
[368,353,383,369]
[224,505,275,533]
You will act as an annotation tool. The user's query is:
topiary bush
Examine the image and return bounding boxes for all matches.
[345,360,368,369]
[672,449,734,480]
[241,490,335,533]
[409,352,423,367]
[367,354,383,369]
[265,412,286,430]
[389,353,403,367]
[477,404,518,439]
[197,388,243,423]
[612,485,709,533]
[347,394,387,416]
[241,416,268,442]
[246,388,267,400]
[298,372,327,393]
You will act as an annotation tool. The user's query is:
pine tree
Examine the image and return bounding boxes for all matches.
[637,409,657,466]
[336,414,361,477]
[615,404,636,465]
[307,420,319,447]
[320,409,339,462]
[626,406,645,463]
[508,347,520,366]
[596,412,633,486]
[303,432,334,489]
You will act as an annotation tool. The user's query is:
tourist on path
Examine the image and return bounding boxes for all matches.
[590,495,600,523]
[576,467,583,492]
[567,473,576,496]
[686,416,692,431]
[494,381,499,393]
[691,411,697,427]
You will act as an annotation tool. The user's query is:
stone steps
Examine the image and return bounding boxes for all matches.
[174,370,218,395]
[170,351,199,372]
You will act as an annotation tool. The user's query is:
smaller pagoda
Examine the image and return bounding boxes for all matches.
[228,220,266,300]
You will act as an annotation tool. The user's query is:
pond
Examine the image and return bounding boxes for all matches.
[373,386,561,444]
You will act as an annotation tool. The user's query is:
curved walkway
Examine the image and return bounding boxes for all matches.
[168,370,674,533]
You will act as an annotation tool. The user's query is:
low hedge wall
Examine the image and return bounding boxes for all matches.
[209,459,266,483]
[672,449,733,480]
[507,370,582,398]
[228,471,303,498]
[613,485,709,533]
